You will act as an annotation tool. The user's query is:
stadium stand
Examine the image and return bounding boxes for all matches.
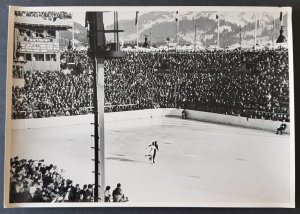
[12,48,289,122]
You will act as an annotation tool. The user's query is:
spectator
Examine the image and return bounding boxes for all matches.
[9,157,94,203]
[12,48,289,122]
[104,186,111,202]
[276,120,287,135]
[112,183,128,202]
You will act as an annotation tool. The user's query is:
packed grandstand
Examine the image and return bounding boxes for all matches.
[9,157,94,203]
[12,48,289,122]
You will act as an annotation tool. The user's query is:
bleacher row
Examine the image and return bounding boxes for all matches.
[12,49,289,122]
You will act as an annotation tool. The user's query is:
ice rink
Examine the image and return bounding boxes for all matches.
[10,116,291,204]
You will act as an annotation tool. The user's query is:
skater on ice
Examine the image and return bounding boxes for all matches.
[145,141,159,164]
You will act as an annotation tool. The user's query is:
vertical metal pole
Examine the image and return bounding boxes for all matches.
[92,12,106,202]
[254,13,257,50]
[272,18,275,49]
[72,13,75,49]
[176,12,179,51]
[149,27,152,47]
[114,12,116,45]
[116,12,119,50]
[89,67,92,110]
[194,24,196,52]
[240,26,242,48]
[217,14,220,48]
[136,15,139,48]
[93,59,105,203]
[92,57,100,202]
[97,59,105,202]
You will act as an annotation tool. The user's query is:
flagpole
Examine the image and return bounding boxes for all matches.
[72,12,75,49]
[217,13,220,48]
[272,18,275,49]
[194,24,197,52]
[136,20,139,49]
[176,11,179,51]
[136,12,139,49]
[254,13,257,50]
[194,14,196,52]
[149,27,152,47]
[240,26,242,48]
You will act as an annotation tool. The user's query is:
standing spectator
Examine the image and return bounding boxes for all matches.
[104,186,111,202]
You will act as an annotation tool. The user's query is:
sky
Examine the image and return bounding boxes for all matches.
[72,11,147,27]
[72,11,283,27]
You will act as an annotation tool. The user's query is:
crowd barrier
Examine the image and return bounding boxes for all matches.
[11,108,290,133]
[166,109,290,134]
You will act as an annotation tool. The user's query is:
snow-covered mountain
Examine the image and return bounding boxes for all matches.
[60,11,288,49]
[106,11,288,48]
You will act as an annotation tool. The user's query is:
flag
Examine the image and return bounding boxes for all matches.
[135,11,139,26]
[279,12,283,26]
[279,12,282,22]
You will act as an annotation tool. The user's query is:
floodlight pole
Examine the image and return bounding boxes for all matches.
[87,11,124,202]
[93,57,105,202]
[88,12,106,202]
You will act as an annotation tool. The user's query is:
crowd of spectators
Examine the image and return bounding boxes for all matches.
[104,49,289,121]
[12,48,290,121]
[12,70,92,119]
[14,11,72,21]
[60,49,93,74]
[10,157,94,203]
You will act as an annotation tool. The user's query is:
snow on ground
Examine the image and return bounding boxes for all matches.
[11,117,290,204]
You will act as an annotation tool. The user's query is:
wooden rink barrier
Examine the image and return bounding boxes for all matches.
[11,108,290,134]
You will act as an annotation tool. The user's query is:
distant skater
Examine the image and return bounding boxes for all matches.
[152,141,159,163]
[145,143,154,163]
[145,141,159,164]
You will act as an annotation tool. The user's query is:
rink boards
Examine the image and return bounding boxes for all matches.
[11,108,290,133]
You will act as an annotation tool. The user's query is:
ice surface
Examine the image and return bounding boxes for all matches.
[11,117,290,204]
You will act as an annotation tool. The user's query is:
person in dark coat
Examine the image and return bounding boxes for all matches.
[112,183,124,202]
[73,184,81,202]
[276,121,287,135]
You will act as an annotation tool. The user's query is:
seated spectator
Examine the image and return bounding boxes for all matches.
[276,120,287,135]
[112,183,128,202]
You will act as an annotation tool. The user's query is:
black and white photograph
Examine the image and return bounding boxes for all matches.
[4,6,294,207]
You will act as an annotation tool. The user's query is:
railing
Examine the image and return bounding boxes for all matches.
[12,104,290,122]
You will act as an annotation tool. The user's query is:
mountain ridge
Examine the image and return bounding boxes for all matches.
[61,11,288,49]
